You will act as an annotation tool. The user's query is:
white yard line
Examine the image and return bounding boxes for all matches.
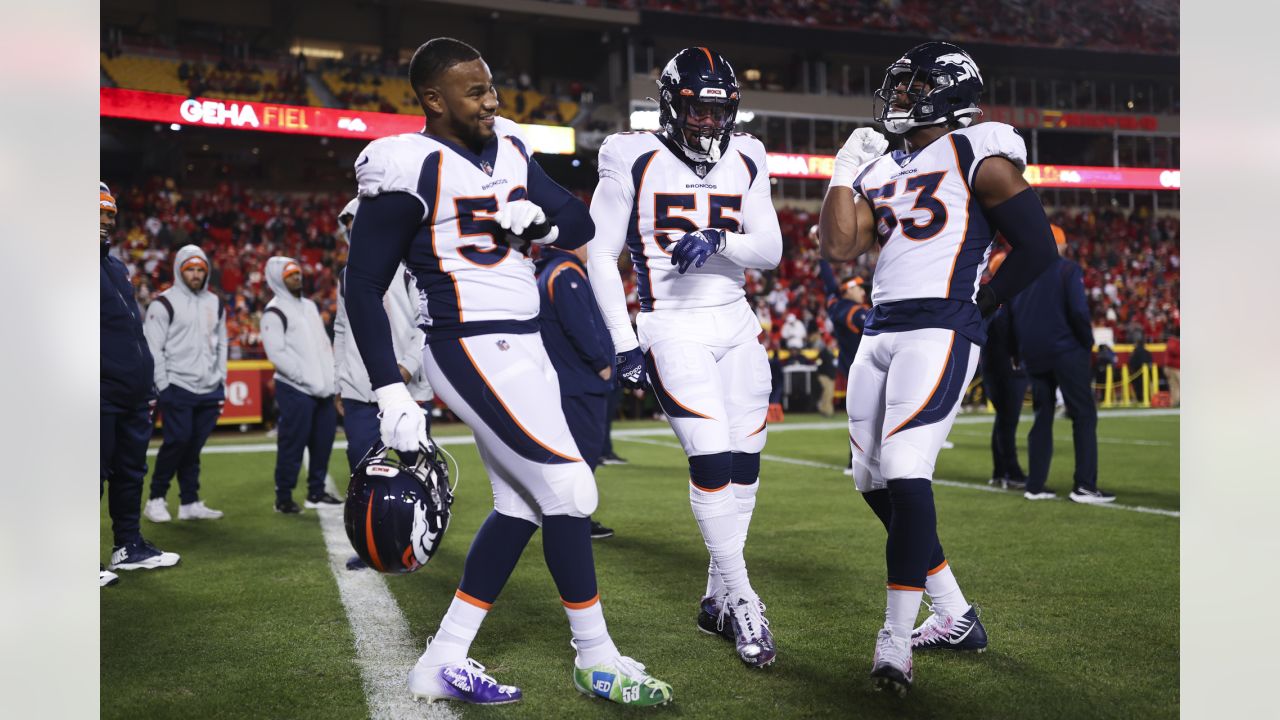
[616,436,1180,519]
[159,408,1179,456]
[316,508,457,720]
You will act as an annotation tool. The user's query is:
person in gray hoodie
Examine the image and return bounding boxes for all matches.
[332,198,433,475]
[143,245,228,522]
[261,256,341,514]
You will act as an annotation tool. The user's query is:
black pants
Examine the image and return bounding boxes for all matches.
[562,392,607,473]
[101,401,152,546]
[600,384,621,456]
[982,367,1028,479]
[151,385,224,504]
[274,381,337,501]
[1027,348,1098,493]
[342,398,429,477]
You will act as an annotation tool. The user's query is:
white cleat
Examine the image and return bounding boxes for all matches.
[179,500,224,520]
[869,626,913,697]
[143,497,172,523]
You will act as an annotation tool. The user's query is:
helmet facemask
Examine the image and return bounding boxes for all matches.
[873,52,983,135]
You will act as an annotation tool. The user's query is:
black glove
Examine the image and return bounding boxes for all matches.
[976,285,1000,319]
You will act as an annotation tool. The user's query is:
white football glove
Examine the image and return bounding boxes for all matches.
[373,383,427,453]
[831,127,890,189]
[494,199,558,245]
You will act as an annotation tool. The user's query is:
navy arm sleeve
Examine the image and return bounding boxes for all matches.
[528,159,594,250]
[1063,263,1095,350]
[553,270,614,372]
[818,259,840,300]
[345,192,423,390]
[984,188,1059,304]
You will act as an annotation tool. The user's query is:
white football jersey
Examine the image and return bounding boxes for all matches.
[853,122,1027,306]
[595,131,776,312]
[354,118,538,329]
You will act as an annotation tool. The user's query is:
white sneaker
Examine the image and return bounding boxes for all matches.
[100,565,119,588]
[143,497,172,523]
[179,500,224,520]
[1024,490,1058,501]
[869,626,913,697]
[108,539,180,571]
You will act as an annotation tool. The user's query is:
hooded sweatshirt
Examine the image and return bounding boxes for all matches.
[261,256,336,397]
[334,263,431,404]
[144,245,227,395]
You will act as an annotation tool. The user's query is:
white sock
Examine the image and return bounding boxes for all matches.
[419,591,490,667]
[690,483,754,599]
[704,556,725,599]
[704,483,757,598]
[924,561,969,617]
[564,595,620,667]
[886,587,924,640]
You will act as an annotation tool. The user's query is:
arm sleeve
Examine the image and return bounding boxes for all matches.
[1064,264,1095,350]
[345,192,425,390]
[553,268,614,372]
[984,188,1059,304]
[260,311,303,381]
[586,173,641,353]
[528,159,594,250]
[818,260,840,298]
[718,151,782,270]
[143,302,169,391]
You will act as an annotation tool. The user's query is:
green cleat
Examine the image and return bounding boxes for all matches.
[572,655,673,707]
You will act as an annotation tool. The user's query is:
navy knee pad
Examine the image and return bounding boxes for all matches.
[689,452,732,491]
[730,451,760,486]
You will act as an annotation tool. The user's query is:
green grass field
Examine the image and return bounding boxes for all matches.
[101,410,1179,719]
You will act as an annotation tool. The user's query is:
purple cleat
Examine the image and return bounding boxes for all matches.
[725,594,777,668]
[408,657,522,705]
[697,594,735,641]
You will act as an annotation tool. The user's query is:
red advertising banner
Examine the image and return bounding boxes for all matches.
[100,87,576,152]
[217,360,271,425]
[764,152,1180,190]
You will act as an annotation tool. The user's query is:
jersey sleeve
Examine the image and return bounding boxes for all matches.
[719,136,782,270]
[972,123,1028,174]
[354,136,430,219]
[586,134,641,352]
[595,133,636,192]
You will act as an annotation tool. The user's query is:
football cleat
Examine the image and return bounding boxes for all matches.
[178,500,224,520]
[696,594,735,641]
[143,497,172,523]
[305,492,343,509]
[408,656,521,705]
[108,539,180,571]
[1069,486,1116,504]
[275,498,302,514]
[870,627,913,697]
[573,654,673,707]
[912,604,988,652]
[724,593,776,668]
[989,474,1027,490]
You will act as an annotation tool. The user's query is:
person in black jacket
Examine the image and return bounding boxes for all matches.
[1008,233,1115,504]
[100,183,180,587]
[535,245,616,540]
[981,304,1028,489]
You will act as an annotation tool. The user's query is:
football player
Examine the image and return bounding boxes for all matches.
[818,42,1059,696]
[344,38,671,707]
[587,47,872,669]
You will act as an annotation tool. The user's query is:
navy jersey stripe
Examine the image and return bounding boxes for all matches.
[644,350,713,419]
[405,151,463,326]
[627,150,658,312]
[950,133,978,189]
[431,338,579,464]
[738,150,758,186]
[945,135,994,302]
[852,158,881,197]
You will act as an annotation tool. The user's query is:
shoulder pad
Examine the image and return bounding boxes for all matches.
[598,132,659,181]
[354,134,435,214]
[958,122,1027,172]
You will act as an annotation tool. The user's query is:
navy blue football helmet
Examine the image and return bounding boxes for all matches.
[873,42,984,135]
[345,441,454,574]
[657,47,740,163]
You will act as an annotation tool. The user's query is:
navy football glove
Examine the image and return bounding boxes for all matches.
[670,228,726,274]
[975,285,999,318]
[615,347,648,389]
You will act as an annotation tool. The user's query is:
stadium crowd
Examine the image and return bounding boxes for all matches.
[571,0,1177,54]
[105,177,1179,364]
